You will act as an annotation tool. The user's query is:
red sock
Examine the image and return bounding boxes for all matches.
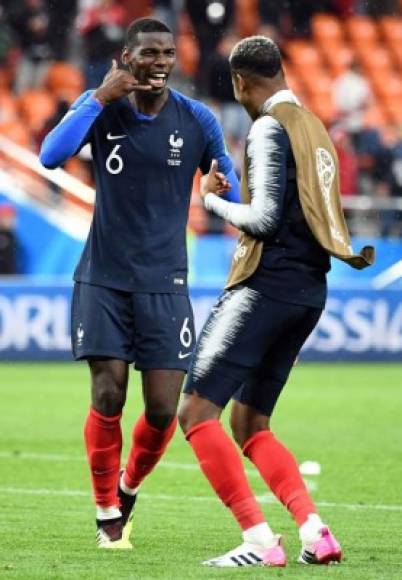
[186,420,265,530]
[123,413,177,489]
[243,430,316,526]
[84,407,122,508]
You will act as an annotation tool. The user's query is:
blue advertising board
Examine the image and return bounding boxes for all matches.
[302,289,402,361]
[0,279,72,361]
[0,278,400,362]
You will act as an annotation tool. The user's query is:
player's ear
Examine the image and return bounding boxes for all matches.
[121,48,130,66]
[236,73,246,93]
[231,72,245,101]
[232,73,244,92]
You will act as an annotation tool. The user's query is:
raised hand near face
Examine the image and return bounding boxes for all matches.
[94,59,153,106]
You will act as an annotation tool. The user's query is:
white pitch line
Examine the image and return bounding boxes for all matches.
[0,452,318,491]
[0,487,216,503]
[0,452,201,468]
[0,486,401,512]
[0,451,258,477]
[0,451,84,462]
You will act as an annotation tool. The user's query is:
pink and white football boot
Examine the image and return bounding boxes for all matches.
[299,527,342,565]
[203,535,287,567]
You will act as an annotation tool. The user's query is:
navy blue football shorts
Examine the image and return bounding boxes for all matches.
[71,282,195,371]
[184,285,322,416]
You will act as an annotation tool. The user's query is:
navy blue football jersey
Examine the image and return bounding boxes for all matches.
[40,89,238,293]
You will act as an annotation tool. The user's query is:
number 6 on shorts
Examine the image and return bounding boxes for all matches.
[180,317,192,349]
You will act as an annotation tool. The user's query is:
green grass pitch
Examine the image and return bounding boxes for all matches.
[0,362,401,579]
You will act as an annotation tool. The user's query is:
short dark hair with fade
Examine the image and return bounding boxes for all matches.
[125,18,172,48]
[229,36,283,78]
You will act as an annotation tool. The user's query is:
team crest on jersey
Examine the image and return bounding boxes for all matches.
[168,131,183,166]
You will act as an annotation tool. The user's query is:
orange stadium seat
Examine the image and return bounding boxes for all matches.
[358,45,394,74]
[389,43,402,69]
[45,62,85,103]
[383,100,402,123]
[379,16,402,43]
[371,74,402,99]
[285,41,323,68]
[296,63,327,88]
[306,95,337,126]
[283,67,303,96]
[312,13,344,44]
[320,43,354,77]
[177,11,193,35]
[381,91,402,109]
[0,120,32,148]
[283,63,302,90]
[0,68,12,90]
[18,89,57,133]
[350,38,377,64]
[345,15,379,45]
[235,0,259,38]
[392,44,402,69]
[0,91,18,123]
[0,120,38,180]
[176,33,199,77]
[302,72,333,102]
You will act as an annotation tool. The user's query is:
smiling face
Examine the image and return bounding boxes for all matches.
[122,31,176,96]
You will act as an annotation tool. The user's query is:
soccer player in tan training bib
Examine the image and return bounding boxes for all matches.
[179,35,374,567]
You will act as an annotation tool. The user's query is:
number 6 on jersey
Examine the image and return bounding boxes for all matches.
[106,144,124,174]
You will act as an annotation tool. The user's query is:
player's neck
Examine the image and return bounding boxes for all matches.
[128,90,169,116]
[246,80,288,120]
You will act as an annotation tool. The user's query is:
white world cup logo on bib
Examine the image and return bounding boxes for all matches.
[315,147,347,247]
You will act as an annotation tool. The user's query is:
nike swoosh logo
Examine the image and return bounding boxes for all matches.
[178,351,193,359]
[106,132,127,140]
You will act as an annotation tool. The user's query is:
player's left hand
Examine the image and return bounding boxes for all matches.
[200,159,231,198]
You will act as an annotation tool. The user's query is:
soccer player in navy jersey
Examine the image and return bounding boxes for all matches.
[179,36,342,567]
[40,18,239,549]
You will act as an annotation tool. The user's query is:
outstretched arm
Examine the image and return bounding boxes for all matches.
[193,101,240,202]
[201,116,288,238]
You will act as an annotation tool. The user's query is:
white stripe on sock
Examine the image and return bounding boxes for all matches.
[96,505,121,520]
[242,522,275,547]
[299,513,325,544]
[120,472,139,496]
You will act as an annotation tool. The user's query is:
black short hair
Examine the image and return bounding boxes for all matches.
[229,36,282,78]
[125,18,172,48]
